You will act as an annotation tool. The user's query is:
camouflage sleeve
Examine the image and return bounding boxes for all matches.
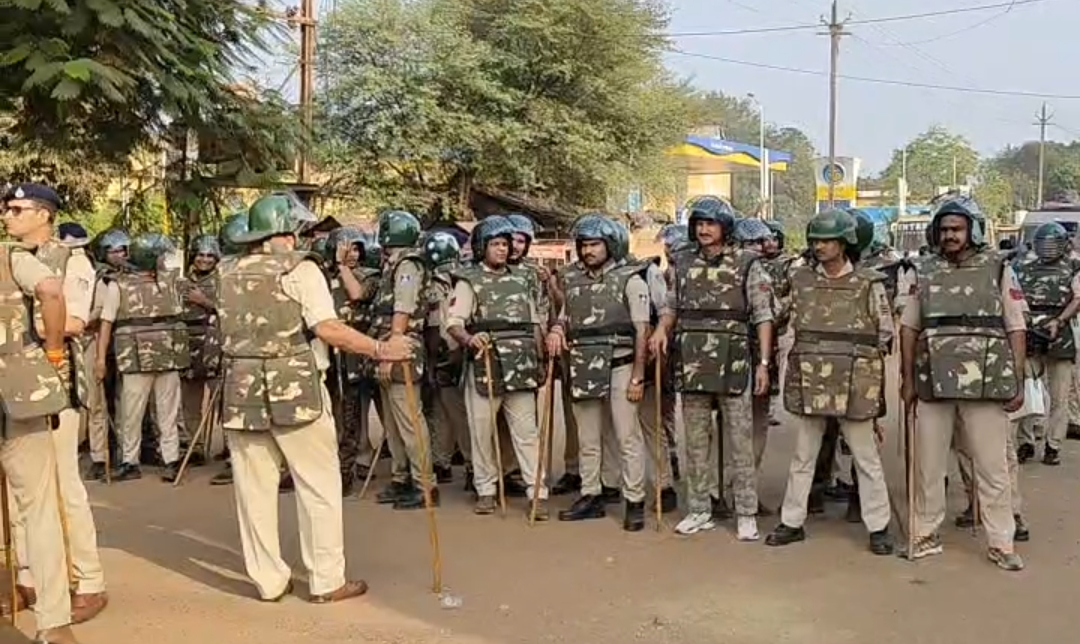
[445,280,475,330]
[393,259,424,315]
[99,281,121,323]
[283,260,338,329]
[1000,265,1027,333]
[625,275,651,324]
[62,252,95,324]
[870,282,895,350]
[10,249,54,298]
[746,261,775,325]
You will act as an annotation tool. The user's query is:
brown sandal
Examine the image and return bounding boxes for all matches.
[309,580,368,604]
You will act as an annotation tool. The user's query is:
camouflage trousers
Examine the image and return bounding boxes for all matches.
[723,394,769,498]
[334,380,376,479]
[682,390,758,516]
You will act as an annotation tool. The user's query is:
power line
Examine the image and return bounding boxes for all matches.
[667,0,1048,38]
[669,48,1080,100]
[879,0,1019,46]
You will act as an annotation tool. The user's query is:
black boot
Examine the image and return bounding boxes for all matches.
[1017,443,1035,464]
[623,501,645,532]
[765,524,806,547]
[955,504,974,528]
[394,485,439,510]
[660,487,678,514]
[504,471,528,498]
[376,481,412,504]
[84,462,106,482]
[711,495,732,521]
[111,463,142,482]
[160,461,180,483]
[434,465,453,484]
[551,473,582,496]
[1043,446,1061,466]
[600,486,621,504]
[869,528,894,555]
[210,463,233,486]
[808,487,826,515]
[1014,514,1030,542]
[558,494,606,521]
[1068,423,1080,441]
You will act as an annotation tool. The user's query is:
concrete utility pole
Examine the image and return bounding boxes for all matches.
[298,0,316,184]
[821,0,849,208]
[1036,102,1053,208]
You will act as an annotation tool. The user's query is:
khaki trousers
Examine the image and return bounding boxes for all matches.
[119,371,181,465]
[83,340,111,463]
[571,364,646,503]
[14,409,105,596]
[378,382,433,485]
[957,420,1023,517]
[779,416,891,532]
[226,386,346,599]
[2,416,71,630]
[1070,358,1080,425]
[916,401,1015,551]
[1030,357,1072,450]
[433,385,471,467]
[463,367,547,499]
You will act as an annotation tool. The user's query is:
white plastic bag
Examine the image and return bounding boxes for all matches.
[1008,372,1048,422]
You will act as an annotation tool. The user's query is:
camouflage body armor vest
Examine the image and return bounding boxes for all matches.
[1015,257,1075,360]
[672,248,757,396]
[784,266,885,420]
[860,251,905,306]
[517,258,550,320]
[217,252,324,430]
[370,252,428,383]
[330,266,380,384]
[455,264,541,396]
[0,244,69,420]
[915,251,1018,402]
[429,268,464,387]
[113,269,190,374]
[34,239,91,408]
[562,260,646,400]
[180,270,220,380]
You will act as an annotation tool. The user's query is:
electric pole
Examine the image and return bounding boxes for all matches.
[822,0,849,208]
[1036,102,1053,208]
[298,0,316,184]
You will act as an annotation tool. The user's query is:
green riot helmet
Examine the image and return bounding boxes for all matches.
[422,231,461,268]
[685,195,736,244]
[574,213,626,263]
[929,195,986,248]
[765,220,785,250]
[570,213,605,238]
[470,215,515,260]
[1033,221,1069,261]
[189,234,221,260]
[219,212,250,256]
[805,209,859,247]
[96,228,131,262]
[236,192,317,244]
[850,210,876,255]
[506,213,536,254]
[733,218,773,246]
[656,223,689,249]
[128,232,176,271]
[326,225,366,265]
[377,210,421,248]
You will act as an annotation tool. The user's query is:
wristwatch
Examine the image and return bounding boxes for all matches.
[759,359,770,367]
[631,378,645,386]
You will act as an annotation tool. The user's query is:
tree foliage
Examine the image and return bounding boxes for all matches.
[880,126,979,202]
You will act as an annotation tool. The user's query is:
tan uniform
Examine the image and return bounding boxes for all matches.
[84,278,117,464]
[431,286,471,467]
[561,262,650,502]
[101,279,182,466]
[3,250,72,630]
[778,261,894,532]
[222,258,347,599]
[901,263,1026,551]
[446,268,547,500]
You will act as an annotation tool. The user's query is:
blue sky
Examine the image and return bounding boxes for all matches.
[665,0,1080,172]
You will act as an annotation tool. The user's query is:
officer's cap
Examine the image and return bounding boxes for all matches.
[3,183,62,211]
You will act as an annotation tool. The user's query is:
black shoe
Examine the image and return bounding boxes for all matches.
[278,472,295,493]
[845,497,862,524]
[869,529,894,555]
[660,487,678,514]
[377,481,413,504]
[1017,443,1035,464]
[558,494,606,521]
[552,473,582,496]
[111,463,142,482]
[1014,514,1030,542]
[808,488,825,515]
[463,467,476,495]
[1068,424,1080,441]
[824,480,853,501]
[210,465,233,486]
[711,496,732,521]
[600,486,621,504]
[84,462,106,482]
[394,485,439,510]
[161,462,180,483]
[434,465,453,485]
[765,524,806,547]
[623,501,645,532]
[504,471,528,498]
[1043,446,1061,466]
[954,504,974,528]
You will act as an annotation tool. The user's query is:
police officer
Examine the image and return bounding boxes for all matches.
[900,196,1026,571]
[857,216,914,316]
[1013,222,1080,466]
[0,183,83,643]
[216,193,411,602]
[84,228,129,480]
[98,233,188,482]
[324,226,381,494]
[178,234,223,465]
[369,210,436,510]
[548,216,651,530]
[764,210,894,555]
[446,216,549,518]
[649,196,774,541]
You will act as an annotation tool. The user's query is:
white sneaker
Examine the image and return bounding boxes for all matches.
[737,515,759,541]
[675,511,716,535]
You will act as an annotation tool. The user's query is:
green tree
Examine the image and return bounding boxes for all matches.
[880,126,979,201]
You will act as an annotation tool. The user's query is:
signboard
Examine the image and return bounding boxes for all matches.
[814,156,860,204]
[626,188,643,213]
